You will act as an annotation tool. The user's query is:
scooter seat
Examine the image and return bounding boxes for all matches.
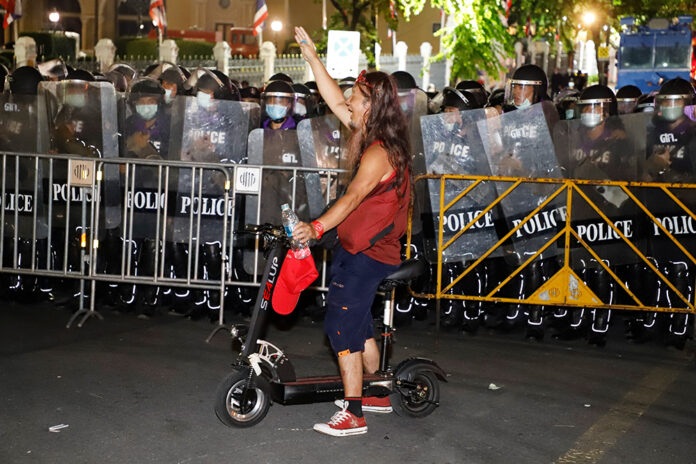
[379,259,425,290]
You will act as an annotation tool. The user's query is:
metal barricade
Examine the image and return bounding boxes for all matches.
[0,152,344,338]
[407,174,696,326]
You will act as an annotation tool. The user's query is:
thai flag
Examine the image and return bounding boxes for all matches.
[0,0,22,29]
[149,0,167,29]
[253,0,268,36]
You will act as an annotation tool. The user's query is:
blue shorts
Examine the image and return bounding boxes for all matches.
[324,244,399,356]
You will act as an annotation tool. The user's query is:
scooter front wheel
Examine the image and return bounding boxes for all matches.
[391,369,440,418]
[214,368,271,427]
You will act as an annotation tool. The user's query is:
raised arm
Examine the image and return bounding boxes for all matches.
[294,26,351,129]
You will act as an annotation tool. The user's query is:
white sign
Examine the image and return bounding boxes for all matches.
[235,166,261,194]
[326,30,361,79]
[68,159,95,187]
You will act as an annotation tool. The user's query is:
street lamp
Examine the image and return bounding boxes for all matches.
[582,11,596,28]
[49,9,60,32]
[270,20,283,52]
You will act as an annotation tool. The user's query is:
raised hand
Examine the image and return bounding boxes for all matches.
[294,26,319,64]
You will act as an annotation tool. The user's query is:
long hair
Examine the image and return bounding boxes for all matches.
[348,71,411,198]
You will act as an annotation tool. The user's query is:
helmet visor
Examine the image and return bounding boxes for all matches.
[505,79,542,108]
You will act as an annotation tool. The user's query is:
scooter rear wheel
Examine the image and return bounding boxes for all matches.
[214,368,270,427]
[391,369,440,418]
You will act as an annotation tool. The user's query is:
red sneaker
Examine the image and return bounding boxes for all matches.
[313,408,368,437]
[334,396,393,414]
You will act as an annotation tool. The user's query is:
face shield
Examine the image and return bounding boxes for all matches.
[575,98,613,128]
[655,94,689,122]
[262,92,294,121]
[505,79,541,109]
[616,97,638,115]
[61,81,90,109]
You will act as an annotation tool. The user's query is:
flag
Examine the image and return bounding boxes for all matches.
[149,0,167,29]
[253,0,268,36]
[0,0,22,29]
[387,1,395,39]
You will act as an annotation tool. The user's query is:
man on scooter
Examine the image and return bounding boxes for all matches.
[292,26,412,437]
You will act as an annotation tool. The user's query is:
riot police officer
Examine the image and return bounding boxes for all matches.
[292,83,314,123]
[616,85,642,114]
[636,78,696,348]
[262,80,297,130]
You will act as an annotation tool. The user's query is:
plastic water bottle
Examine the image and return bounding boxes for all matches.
[281,203,311,259]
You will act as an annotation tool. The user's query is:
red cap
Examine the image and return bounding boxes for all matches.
[272,251,319,315]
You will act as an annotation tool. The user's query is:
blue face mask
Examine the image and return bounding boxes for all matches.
[66,93,86,108]
[565,109,575,120]
[661,105,684,122]
[581,112,602,127]
[164,88,174,104]
[266,104,288,120]
[294,102,307,117]
[196,91,213,109]
[401,102,410,113]
[136,104,158,120]
[515,98,531,109]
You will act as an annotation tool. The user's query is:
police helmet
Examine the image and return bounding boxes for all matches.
[37,59,68,81]
[338,77,356,91]
[8,66,43,95]
[304,81,320,95]
[240,86,261,101]
[575,85,617,127]
[505,64,548,110]
[262,80,296,121]
[615,85,642,114]
[127,77,164,104]
[210,69,241,101]
[292,83,314,117]
[655,77,695,122]
[108,63,137,83]
[269,72,293,84]
[0,63,8,92]
[455,80,489,107]
[66,69,95,82]
[554,88,580,120]
[635,92,656,113]
[104,70,128,92]
[178,65,192,80]
[159,66,187,95]
[144,63,159,77]
[194,71,232,101]
[391,71,417,91]
[441,87,481,111]
[487,88,505,109]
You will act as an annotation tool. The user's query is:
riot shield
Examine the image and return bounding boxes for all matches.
[400,89,429,238]
[555,113,650,268]
[477,101,563,265]
[169,96,250,244]
[642,112,696,263]
[297,114,349,218]
[0,93,48,240]
[37,80,120,230]
[119,90,178,240]
[244,128,308,274]
[420,108,501,264]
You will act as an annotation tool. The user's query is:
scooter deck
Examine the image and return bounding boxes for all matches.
[270,373,393,405]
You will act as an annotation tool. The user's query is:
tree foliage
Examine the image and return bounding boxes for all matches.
[398,0,514,81]
[312,0,398,65]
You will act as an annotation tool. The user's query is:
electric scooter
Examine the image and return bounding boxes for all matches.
[214,224,447,427]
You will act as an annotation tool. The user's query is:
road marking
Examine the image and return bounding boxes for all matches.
[554,363,686,464]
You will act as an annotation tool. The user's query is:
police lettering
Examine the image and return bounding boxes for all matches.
[442,210,494,233]
[52,183,93,202]
[3,102,19,112]
[180,195,234,217]
[191,130,226,145]
[511,206,567,238]
[659,133,677,144]
[508,125,538,139]
[3,192,33,212]
[576,220,633,242]
[282,152,298,163]
[652,215,696,236]
[126,191,166,211]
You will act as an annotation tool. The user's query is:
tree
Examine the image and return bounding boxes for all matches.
[312,0,398,65]
[398,0,514,82]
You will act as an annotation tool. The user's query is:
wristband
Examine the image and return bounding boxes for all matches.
[311,220,324,240]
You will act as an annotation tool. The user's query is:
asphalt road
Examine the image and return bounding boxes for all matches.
[1,301,694,464]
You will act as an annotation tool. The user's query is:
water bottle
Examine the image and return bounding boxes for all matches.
[280,203,311,259]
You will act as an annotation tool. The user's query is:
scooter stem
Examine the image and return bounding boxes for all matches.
[380,288,396,372]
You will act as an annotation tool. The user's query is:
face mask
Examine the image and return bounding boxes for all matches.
[580,112,602,127]
[515,98,531,109]
[444,122,456,132]
[660,105,684,122]
[164,88,174,104]
[66,93,86,108]
[565,109,575,120]
[196,91,213,109]
[294,103,307,117]
[266,104,288,120]
[401,102,410,113]
[136,104,158,120]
